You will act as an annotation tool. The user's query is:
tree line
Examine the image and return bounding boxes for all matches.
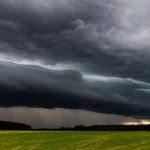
[0,121,32,130]
[1,121,150,131]
[48,125,150,131]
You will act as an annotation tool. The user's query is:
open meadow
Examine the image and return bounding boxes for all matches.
[0,131,150,150]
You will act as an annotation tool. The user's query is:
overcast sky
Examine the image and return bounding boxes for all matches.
[0,0,150,127]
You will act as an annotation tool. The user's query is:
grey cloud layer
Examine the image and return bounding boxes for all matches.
[0,0,150,82]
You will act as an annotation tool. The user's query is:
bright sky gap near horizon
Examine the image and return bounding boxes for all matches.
[0,0,150,127]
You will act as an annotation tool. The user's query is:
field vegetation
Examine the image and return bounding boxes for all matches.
[0,131,150,150]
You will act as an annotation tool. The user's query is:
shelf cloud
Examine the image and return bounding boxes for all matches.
[0,61,149,118]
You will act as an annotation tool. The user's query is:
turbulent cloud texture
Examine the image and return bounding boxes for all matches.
[0,0,150,124]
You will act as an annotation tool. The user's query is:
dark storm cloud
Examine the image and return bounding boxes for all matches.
[0,0,107,60]
[0,0,150,120]
[0,0,150,82]
[0,61,150,118]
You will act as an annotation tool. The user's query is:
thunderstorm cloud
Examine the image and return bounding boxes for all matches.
[0,0,150,126]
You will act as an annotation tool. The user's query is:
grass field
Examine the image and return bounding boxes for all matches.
[0,131,150,150]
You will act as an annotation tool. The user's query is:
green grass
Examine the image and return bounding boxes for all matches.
[0,131,150,150]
